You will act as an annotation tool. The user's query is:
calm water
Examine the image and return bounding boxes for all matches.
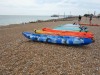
[0,15,60,26]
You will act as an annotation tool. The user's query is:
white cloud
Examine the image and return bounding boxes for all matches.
[0,0,100,15]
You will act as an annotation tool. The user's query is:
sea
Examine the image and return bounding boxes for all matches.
[0,15,61,26]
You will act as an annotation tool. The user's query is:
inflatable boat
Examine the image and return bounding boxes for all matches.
[35,28,93,38]
[42,28,91,34]
[54,24,88,32]
[22,32,93,46]
[80,23,100,26]
[54,27,88,32]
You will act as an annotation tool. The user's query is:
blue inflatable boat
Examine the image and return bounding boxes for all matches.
[22,32,93,46]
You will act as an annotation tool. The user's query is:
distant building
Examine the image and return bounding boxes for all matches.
[51,15,59,17]
[97,14,100,18]
[98,14,100,16]
[84,14,93,17]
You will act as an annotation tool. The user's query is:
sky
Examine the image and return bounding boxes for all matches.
[0,0,100,15]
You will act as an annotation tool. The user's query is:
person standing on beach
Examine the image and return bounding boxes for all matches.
[89,14,93,25]
[78,15,82,24]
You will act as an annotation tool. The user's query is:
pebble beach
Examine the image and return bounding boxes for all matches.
[0,17,100,75]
